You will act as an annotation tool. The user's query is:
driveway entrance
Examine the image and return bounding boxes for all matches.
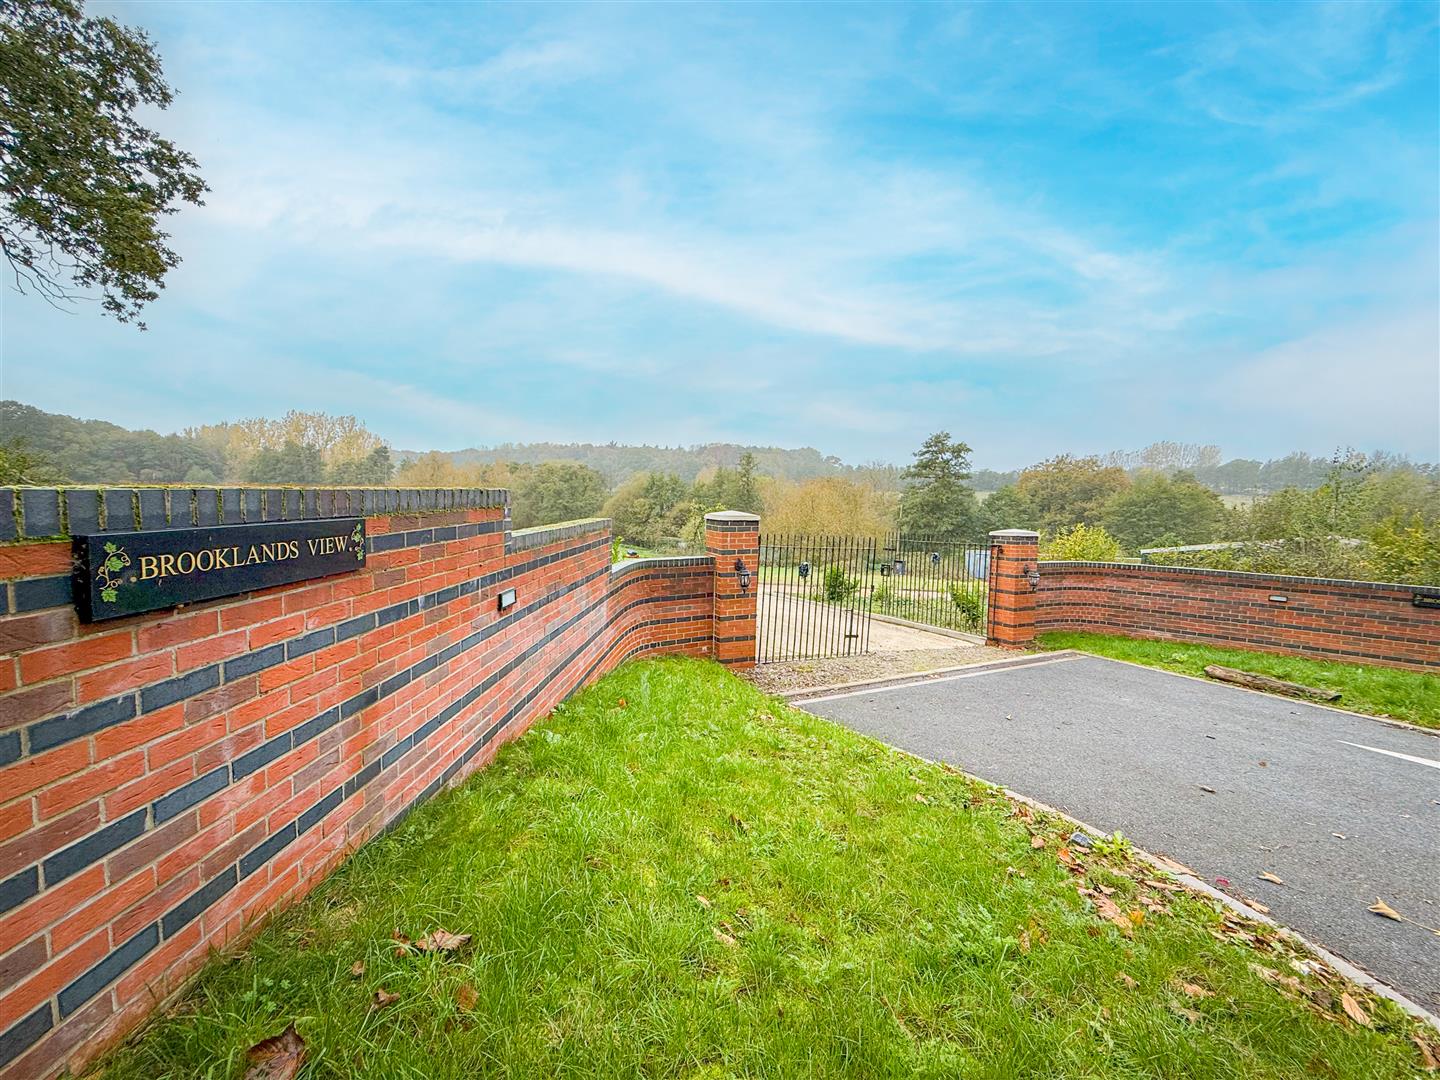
[797,653,1440,1015]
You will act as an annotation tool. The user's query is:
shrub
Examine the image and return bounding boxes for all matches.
[1042,523,1122,562]
[823,565,859,602]
[949,584,986,632]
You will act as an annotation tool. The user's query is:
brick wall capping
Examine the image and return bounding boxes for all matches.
[0,486,511,542]
[1037,559,1440,596]
[509,518,611,552]
[704,510,760,523]
[989,529,1039,540]
[610,555,713,578]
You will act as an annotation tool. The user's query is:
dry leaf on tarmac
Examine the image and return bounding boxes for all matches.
[456,983,479,1010]
[1259,872,1285,885]
[242,1023,306,1080]
[1370,898,1404,921]
[372,988,400,1009]
[416,929,472,954]
[1340,992,1371,1027]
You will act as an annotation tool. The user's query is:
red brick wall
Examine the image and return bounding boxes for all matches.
[0,490,751,1078]
[1035,561,1440,672]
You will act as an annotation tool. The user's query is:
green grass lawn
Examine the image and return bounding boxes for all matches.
[95,659,1434,1079]
[1038,631,1440,730]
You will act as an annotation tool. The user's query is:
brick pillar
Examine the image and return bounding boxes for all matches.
[705,510,759,669]
[987,529,1039,649]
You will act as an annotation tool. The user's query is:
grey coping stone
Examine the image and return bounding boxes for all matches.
[64,490,102,535]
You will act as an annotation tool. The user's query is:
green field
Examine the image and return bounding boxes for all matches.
[96,659,1435,1079]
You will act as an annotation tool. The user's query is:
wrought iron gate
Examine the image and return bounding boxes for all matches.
[757,534,876,662]
[756,532,990,662]
[873,534,990,636]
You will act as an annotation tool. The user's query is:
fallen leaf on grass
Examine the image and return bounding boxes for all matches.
[728,813,748,834]
[391,930,411,956]
[1412,1034,1439,1071]
[1090,894,1134,936]
[616,698,628,708]
[913,793,929,804]
[1340,992,1371,1027]
[1169,1004,1201,1023]
[713,926,738,947]
[1259,872,1285,885]
[1030,834,1046,849]
[242,1023,306,1080]
[415,929,471,954]
[1117,972,1137,990]
[1056,847,1076,866]
[1018,929,1031,954]
[372,988,400,1009]
[696,894,712,909]
[1174,979,1213,999]
[456,983,479,1010]
[349,961,364,978]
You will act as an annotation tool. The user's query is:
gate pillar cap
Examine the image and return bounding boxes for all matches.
[988,529,1039,540]
[705,510,760,523]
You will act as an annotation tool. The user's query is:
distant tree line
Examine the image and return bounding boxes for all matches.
[1,402,1435,581]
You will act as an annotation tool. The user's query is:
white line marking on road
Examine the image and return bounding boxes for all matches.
[1338,741,1440,771]
[797,655,1083,706]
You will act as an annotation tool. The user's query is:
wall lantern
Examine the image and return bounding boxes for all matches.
[498,587,517,612]
[1023,565,1040,590]
[734,558,752,592]
[797,561,811,580]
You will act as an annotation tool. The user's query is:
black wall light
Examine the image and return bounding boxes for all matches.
[1023,565,1040,590]
[734,558,752,592]
[498,587,517,611]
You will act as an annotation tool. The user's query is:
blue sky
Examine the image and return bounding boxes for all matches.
[2,1,1437,468]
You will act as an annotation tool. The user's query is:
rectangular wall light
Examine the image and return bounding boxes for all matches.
[498,588,517,612]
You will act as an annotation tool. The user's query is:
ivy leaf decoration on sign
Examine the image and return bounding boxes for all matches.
[351,522,364,562]
[95,542,131,605]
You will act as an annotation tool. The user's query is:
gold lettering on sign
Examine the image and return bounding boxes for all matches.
[131,532,342,584]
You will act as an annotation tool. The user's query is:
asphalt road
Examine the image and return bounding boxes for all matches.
[798,653,1440,1014]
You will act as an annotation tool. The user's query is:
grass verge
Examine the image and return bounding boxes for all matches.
[1037,631,1440,729]
[95,658,1434,1079]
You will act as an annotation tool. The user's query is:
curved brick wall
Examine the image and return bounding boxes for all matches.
[0,490,753,1077]
[1034,560,1440,671]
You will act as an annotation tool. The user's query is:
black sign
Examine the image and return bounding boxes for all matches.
[1413,594,1440,610]
[73,519,366,623]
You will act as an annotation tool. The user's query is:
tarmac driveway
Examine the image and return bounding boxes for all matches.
[796,653,1440,1015]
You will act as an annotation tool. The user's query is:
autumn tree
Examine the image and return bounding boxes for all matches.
[1014,455,1130,534]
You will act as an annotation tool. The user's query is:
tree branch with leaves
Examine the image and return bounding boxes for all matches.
[0,0,206,327]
